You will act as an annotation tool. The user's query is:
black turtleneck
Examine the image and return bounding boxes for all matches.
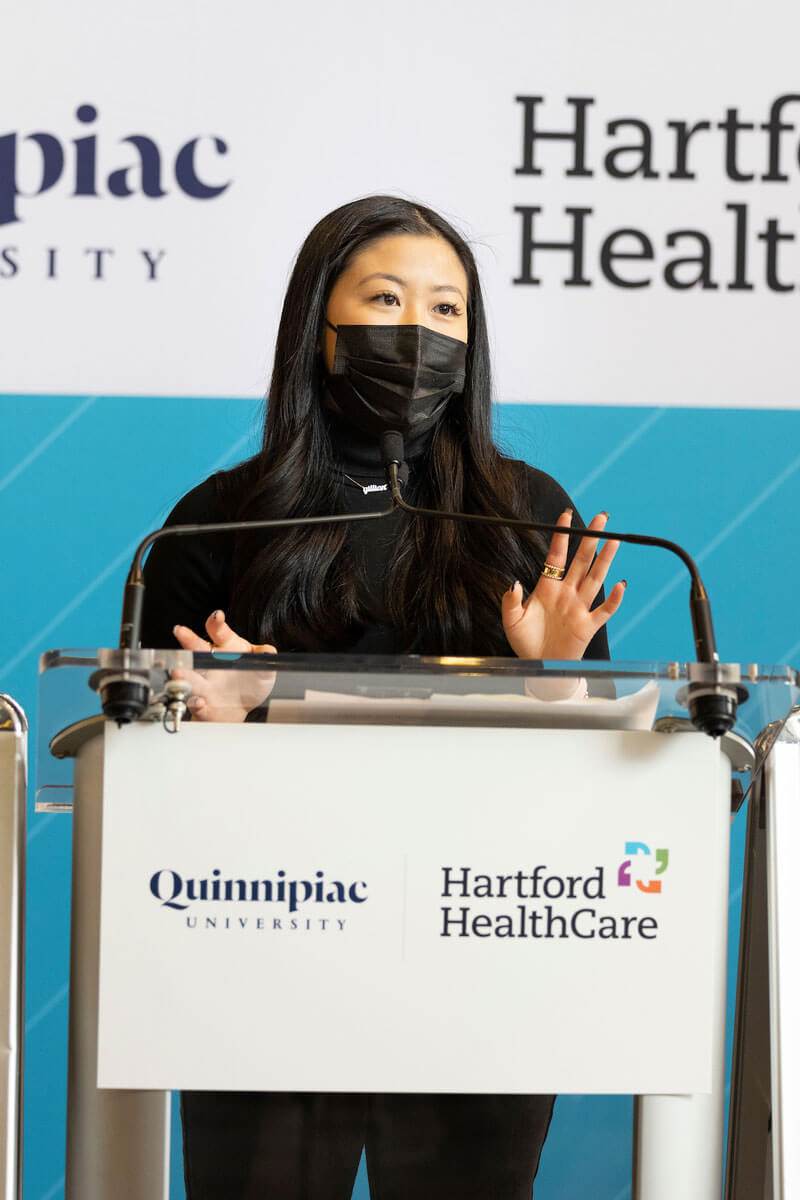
[323,410,436,648]
[139,414,609,660]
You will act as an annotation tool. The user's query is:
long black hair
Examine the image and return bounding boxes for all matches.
[219,195,548,655]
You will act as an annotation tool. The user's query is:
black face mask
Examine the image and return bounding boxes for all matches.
[324,321,467,440]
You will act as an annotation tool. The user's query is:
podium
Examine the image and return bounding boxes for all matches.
[36,651,799,1200]
[0,695,25,1200]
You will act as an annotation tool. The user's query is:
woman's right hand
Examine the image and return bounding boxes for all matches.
[171,610,277,722]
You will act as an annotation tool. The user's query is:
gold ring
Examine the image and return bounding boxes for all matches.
[541,562,565,581]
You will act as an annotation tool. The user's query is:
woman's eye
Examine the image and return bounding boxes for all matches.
[373,292,400,306]
[435,302,463,317]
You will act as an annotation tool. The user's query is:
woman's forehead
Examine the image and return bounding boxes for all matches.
[342,234,468,294]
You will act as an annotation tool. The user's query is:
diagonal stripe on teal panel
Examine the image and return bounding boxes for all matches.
[571,409,665,500]
[614,448,800,647]
[0,429,254,677]
[40,1175,64,1200]
[0,395,96,494]
[25,982,69,1036]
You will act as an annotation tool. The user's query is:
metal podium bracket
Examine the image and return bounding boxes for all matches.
[0,694,27,1200]
[653,715,755,812]
[64,727,170,1200]
[725,714,800,1200]
[725,766,771,1200]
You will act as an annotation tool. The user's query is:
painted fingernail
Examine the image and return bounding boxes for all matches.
[621,579,628,587]
[212,610,222,620]
[601,511,609,519]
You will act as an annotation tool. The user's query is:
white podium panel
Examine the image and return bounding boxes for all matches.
[96,722,728,1096]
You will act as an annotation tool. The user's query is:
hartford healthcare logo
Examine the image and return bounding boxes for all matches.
[512,93,800,293]
[618,842,670,894]
[149,867,368,934]
[0,103,231,282]
[439,840,671,942]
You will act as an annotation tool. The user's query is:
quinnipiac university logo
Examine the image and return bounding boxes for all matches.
[0,103,231,283]
[149,867,368,934]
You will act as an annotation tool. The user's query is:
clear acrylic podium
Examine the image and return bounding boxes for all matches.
[36,651,800,1200]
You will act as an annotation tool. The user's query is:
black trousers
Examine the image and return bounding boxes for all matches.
[181,1091,555,1200]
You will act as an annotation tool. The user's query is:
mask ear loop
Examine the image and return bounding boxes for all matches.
[317,317,338,361]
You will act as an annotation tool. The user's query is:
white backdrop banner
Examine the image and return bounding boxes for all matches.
[4,0,800,406]
[97,722,728,1094]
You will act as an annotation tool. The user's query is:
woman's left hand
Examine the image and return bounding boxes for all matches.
[171,611,277,722]
[501,509,626,661]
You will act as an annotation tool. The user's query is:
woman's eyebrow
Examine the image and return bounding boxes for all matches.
[358,272,406,287]
[432,283,466,302]
[358,272,466,302]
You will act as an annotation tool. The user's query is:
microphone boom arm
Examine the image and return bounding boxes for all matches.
[385,464,718,665]
[119,505,397,651]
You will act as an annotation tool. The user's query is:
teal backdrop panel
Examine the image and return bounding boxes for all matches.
[2,394,798,1200]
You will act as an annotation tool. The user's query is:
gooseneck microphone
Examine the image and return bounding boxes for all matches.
[102,429,737,737]
[117,507,395,651]
[379,430,737,737]
[102,503,396,724]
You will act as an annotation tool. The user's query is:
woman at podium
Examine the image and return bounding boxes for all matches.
[141,195,624,1196]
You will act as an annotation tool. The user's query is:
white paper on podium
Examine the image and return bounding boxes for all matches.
[97,720,728,1095]
[267,680,660,729]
